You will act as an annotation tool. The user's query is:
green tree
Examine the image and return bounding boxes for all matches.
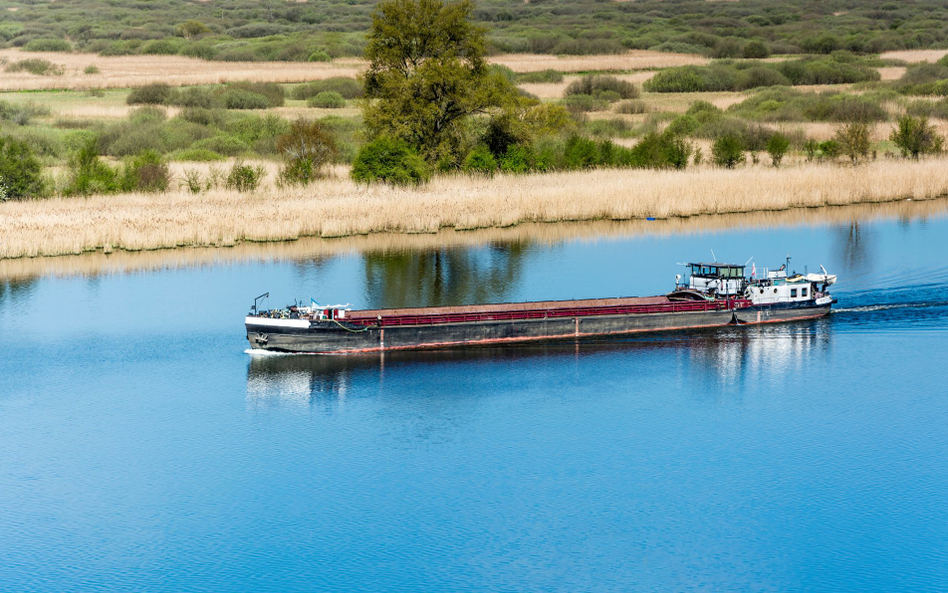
[766,133,790,167]
[890,114,944,159]
[462,144,498,175]
[712,134,745,169]
[361,0,520,163]
[0,136,45,200]
[177,20,211,39]
[835,121,872,164]
[64,136,120,196]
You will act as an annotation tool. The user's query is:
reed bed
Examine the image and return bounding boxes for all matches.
[4,197,946,282]
[491,51,708,73]
[4,158,948,260]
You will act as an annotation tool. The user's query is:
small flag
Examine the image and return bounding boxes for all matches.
[751,263,756,278]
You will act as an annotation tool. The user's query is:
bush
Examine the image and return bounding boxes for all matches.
[276,119,339,185]
[172,87,223,109]
[499,144,535,174]
[307,91,346,109]
[565,75,639,100]
[127,83,174,105]
[665,115,700,137]
[562,94,608,114]
[766,133,790,167]
[646,58,880,93]
[835,121,872,164]
[0,136,45,200]
[22,38,72,52]
[226,82,284,107]
[63,137,120,196]
[819,139,842,160]
[712,134,745,168]
[563,135,602,169]
[84,65,100,75]
[4,59,64,76]
[515,69,563,84]
[225,160,266,192]
[191,135,249,156]
[615,100,647,114]
[292,77,363,100]
[222,88,270,110]
[120,150,170,192]
[141,39,182,55]
[742,40,771,59]
[351,137,430,185]
[890,115,944,158]
[171,148,225,162]
[462,144,498,175]
[308,49,332,62]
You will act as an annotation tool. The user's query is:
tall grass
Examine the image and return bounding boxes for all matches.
[4,158,948,259]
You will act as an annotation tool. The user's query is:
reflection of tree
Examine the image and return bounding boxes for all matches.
[835,221,873,272]
[362,242,529,308]
[0,277,37,309]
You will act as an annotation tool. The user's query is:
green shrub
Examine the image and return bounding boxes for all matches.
[308,49,332,62]
[224,113,290,153]
[0,136,45,200]
[222,88,270,110]
[130,105,167,124]
[63,137,120,196]
[515,69,563,84]
[499,144,535,174]
[766,133,790,167]
[4,59,64,76]
[562,94,608,114]
[351,137,430,185]
[712,134,745,168]
[890,115,944,158]
[225,160,266,192]
[141,39,182,55]
[307,91,346,109]
[563,135,602,169]
[225,82,284,107]
[127,83,174,105]
[462,144,498,175]
[84,65,100,75]
[276,119,339,185]
[566,75,639,100]
[172,87,223,109]
[170,148,225,162]
[293,77,363,100]
[179,106,227,127]
[23,38,72,52]
[120,150,170,193]
[742,40,771,59]
[819,139,842,160]
[192,135,249,156]
[665,115,700,137]
[646,58,880,93]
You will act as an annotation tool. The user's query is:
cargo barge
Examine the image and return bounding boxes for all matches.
[246,259,837,354]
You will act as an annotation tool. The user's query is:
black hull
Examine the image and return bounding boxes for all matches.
[247,308,737,354]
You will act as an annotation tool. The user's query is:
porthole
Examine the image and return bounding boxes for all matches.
[773,288,778,294]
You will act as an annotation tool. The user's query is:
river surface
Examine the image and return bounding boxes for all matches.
[2,202,948,592]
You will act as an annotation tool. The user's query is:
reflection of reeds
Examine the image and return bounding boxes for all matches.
[3,195,946,282]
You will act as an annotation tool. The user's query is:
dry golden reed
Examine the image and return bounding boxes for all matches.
[3,197,946,282]
[4,158,948,260]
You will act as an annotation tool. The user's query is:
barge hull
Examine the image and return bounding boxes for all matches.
[734,303,832,325]
[247,308,737,354]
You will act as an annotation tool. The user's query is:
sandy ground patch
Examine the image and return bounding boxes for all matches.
[492,51,708,73]
[880,49,948,63]
[878,67,907,81]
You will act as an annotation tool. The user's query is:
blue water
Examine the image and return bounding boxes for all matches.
[2,208,948,592]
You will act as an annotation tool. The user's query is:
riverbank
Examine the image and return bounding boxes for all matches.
[3,158,948,260]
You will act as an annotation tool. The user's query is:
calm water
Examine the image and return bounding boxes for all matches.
[2,206,948,592]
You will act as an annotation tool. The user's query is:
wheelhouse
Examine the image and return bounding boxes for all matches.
[686,262,746,296]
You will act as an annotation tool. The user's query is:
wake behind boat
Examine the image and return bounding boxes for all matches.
[245,258,837,354]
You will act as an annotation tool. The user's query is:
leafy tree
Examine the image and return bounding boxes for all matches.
[351,137,430,185]
[177,20,211,39]
[890,114,944,159]
[766,133,790,167]
[462,144,498,175]
[712,134,745,168]
[361,0,520,163]
[0,136,45,200]
[277,119,339,185]
[64,137,120,196]
[835,121,872,164]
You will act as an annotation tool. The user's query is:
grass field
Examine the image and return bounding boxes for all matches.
[4,157,948,259]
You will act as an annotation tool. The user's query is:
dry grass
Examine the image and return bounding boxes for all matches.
[4,158,948,260]
[880,49,948,63]
[0,49,707,91]
[491,51,709,73]
[4,197,944,281]
[878,67,907,81]
[786,119,948,142]
[0,49,364,91]
[640,90,747,112]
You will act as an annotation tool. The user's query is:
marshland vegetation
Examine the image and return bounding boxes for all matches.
[4,0,948,258]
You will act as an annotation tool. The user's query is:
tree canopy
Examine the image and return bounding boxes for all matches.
[361,0,521,163]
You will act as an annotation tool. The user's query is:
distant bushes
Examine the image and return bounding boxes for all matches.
[292,77,363,100]
[307,91,347,109]
[4,59,63,76]
[565,75,639,100]
[645,57,880,93]
[515,70,563,84]
[895,59,948,96]
[729,88,890,122]
[22,38,72,52]
[127,81,285,109]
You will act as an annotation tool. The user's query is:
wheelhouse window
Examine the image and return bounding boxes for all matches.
[790,289,798,297]
[802,287,808,297]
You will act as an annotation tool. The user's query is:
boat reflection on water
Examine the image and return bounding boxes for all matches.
[245,318,832,410]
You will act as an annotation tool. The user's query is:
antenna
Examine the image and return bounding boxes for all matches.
[744,256,753,266]
[711,249,717,262]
